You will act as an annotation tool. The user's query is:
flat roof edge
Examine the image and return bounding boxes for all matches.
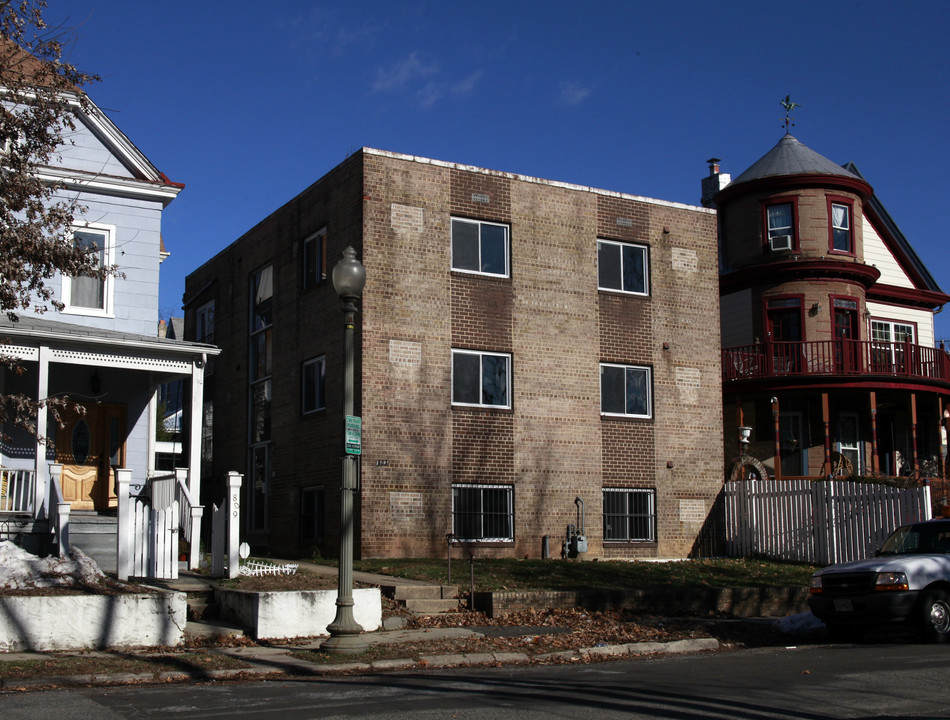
[363,148,716,215]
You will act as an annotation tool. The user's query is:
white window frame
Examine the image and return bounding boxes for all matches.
[600,363,652,418]
[451,349,512,409]
[767,202,793,241]
[302,355,326,415]
[61,222,116,317]
[603,487,656,542]
[452,483,514,542]
[451,217,510,278]
[597,239,649,296]
[831,202,852,253]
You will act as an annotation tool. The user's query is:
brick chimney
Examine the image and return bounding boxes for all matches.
[701,157,730,208]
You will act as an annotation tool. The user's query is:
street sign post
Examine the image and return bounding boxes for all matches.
[345,415,362,455]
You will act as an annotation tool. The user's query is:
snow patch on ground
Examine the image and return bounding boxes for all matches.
[0,540,105,589]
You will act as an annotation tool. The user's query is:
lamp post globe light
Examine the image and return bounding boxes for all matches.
[321,246,367,654]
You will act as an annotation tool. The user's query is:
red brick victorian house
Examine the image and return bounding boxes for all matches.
[708,134,950,482]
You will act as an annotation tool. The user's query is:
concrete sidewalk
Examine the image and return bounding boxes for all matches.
[0,626,722,689]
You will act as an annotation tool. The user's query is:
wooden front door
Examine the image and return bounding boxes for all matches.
[56,403,126,510]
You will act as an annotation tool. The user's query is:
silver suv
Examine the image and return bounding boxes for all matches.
[808,518,950,642]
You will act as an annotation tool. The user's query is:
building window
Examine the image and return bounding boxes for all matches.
[603,488,656,542]
[302,228,326,288]
[300,486,325,545]
[765,200,795,251]
[451,217,509,277]
[248,265,273,532]
[452,350,511,408]
[452,484,513,541]
[302,356,326,414]
[829,200,853,254]
[870,319,915,372]
[597,239,649,295]
[196,300,215,374]
[196,301,215,343]
[62,224,115,316]
[600,363,652,418]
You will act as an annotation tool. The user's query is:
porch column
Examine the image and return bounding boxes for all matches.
[822,393,831,478]
[35,345,50,518]
[911,393,919,473]
[187,355,206,499]
[870,391,880,474]
[772,396,782,479]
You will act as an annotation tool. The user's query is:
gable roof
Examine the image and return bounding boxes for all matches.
[845,161,944,295]
[0,38,183,205]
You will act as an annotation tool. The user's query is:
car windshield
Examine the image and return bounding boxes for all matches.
[879,523,950,555]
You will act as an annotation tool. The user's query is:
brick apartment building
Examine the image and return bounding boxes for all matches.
[184,148,723,559]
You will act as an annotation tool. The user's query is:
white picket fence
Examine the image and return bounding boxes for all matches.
[130,498,179,580]
[724,478,932,566]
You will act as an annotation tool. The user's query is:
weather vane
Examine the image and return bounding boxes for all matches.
[780,95,801,132]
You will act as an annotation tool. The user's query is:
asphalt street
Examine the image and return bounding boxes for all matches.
[3,642,950,719]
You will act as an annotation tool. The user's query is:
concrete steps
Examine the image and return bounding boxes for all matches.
[149,573,246,641]
[67,512,117,575]
[384,583,461,615]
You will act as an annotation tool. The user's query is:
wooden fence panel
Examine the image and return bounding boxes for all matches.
[130,497,179,580]
[724,479,932,566]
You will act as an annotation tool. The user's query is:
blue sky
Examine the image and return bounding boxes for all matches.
[49,1,950,338]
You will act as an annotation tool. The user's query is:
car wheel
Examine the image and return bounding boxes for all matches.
[826,623,864,642]
[918,589,950,643]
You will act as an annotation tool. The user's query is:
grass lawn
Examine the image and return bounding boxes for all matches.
[352,557,814,591]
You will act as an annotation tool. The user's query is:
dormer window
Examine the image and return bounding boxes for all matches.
[829,198,854,254]
[765,200,796,252]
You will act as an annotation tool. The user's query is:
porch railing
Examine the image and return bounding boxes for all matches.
[145,468,203,571]
[723,339,950,383]
[0,468,34,513]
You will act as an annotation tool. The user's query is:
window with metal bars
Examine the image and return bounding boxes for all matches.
[603,488,656,542]
[452,484,513,541]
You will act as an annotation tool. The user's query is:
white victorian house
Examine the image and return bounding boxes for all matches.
[0,74,218,577]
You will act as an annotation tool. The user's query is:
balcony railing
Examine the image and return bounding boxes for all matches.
[723,339,950,383]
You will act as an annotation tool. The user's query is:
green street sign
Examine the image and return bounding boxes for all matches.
[345,415,362,455]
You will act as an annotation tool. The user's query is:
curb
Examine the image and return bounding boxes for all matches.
[0,636,721,689]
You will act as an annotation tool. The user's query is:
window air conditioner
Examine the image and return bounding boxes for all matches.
[769,235,792,252]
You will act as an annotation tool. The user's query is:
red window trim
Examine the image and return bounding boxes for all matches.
[762,293,805,342]
[829,293,861,341]
[827,195,856,257]
[761,196,800,253]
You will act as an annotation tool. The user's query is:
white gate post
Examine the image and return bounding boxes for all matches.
[116,469,133,581]
[227,471,242,579]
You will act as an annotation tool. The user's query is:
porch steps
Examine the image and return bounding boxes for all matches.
[383,583,461,615]
[149,573,246,641]
[68,512,118,576]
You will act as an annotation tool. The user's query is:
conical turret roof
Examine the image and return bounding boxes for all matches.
[730,133,861,186]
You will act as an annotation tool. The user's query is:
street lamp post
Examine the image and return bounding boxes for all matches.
[321,246,367,655]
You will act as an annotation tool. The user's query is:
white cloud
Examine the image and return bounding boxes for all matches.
[558,80,592,106]
[372,52,440,93]
[451,70,484,98]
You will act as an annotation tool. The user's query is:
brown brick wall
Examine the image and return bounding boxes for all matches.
[189,150,723,561]
[722,186,864,271]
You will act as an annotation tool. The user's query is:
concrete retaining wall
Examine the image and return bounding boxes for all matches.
[0,592,186,652]
[474,586,809,618]
[215,587,382,640]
